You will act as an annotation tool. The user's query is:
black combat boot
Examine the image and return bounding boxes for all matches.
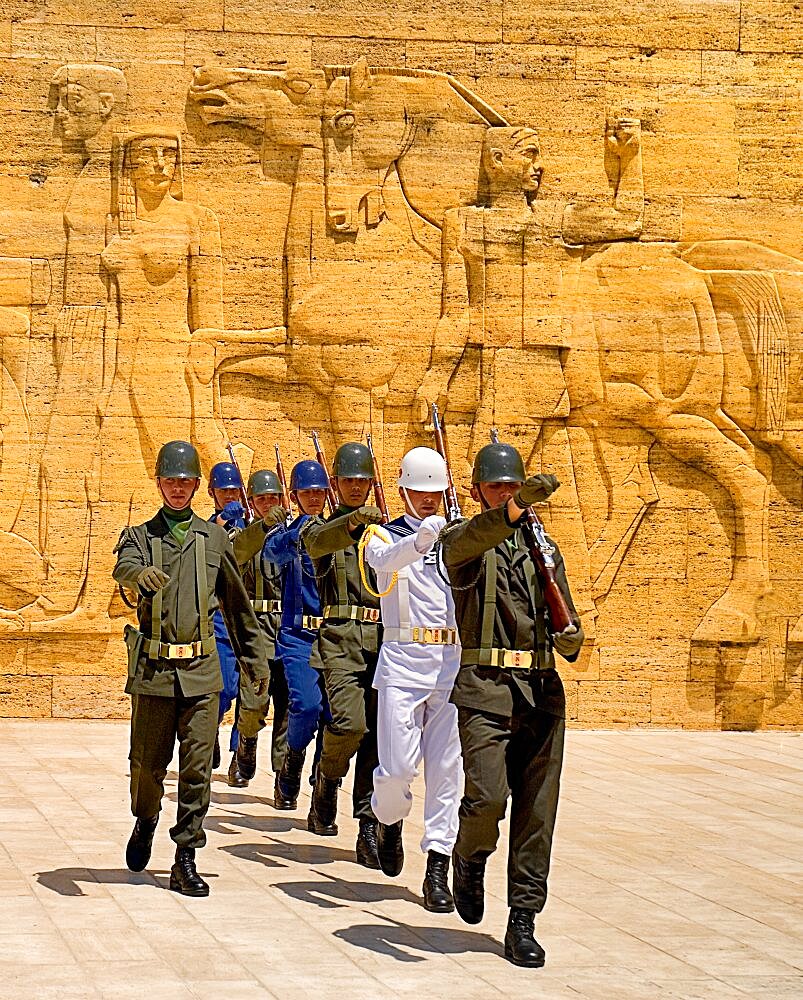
[452,851,486,924]
[125,815,158,872]
[276,747,306,808]
[355,818,380,869]
[169,847,210,897]
[236,734,258,781]
[307,769,339,836]
[227,753,248,788]
[422,850,454,913]
[376,820,404,877]
[212,732,221,770]
[504,907,545,968]
[273,774,294,810]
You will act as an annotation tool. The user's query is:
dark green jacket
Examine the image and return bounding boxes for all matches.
[300,508,381,670]
[233,518,282,660]
[442,505,584,717]
[113,511,268,698]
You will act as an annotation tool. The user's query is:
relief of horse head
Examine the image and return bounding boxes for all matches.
[189,65,328,150]
[321,57,509,236]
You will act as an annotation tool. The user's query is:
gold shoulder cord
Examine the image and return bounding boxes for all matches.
[357,524,398,598]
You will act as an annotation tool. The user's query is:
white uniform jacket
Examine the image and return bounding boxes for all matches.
[363,514,460,692]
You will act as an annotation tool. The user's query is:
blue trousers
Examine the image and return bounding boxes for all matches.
[216,629,240,752]
[276,629,330,753]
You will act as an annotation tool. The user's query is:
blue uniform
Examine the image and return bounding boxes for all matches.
[263,515,329,753]
[210,507,245,752]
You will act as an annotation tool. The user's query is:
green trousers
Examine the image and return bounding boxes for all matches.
[455,697,564,912]
[129,689,219,849]
[318,654,379,820]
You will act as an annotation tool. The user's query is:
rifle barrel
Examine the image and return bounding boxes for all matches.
[366,433,389,523]
[226,443,255,523]
[310,430,338,514]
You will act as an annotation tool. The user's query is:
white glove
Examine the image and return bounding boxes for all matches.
[414,515,447,554]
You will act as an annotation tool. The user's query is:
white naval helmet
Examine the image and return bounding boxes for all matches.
[397,447,449,492]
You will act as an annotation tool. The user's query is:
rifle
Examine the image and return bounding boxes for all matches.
[431,403,462,522]
[366,433,389,523]
[226,442,255,524]
[274,443,291,512]
[489,428,576,636]
[310,430,338,514]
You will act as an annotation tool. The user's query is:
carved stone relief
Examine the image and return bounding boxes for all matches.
[0,46,799,728]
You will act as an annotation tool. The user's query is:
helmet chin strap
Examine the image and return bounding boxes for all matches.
[476,484,492,512]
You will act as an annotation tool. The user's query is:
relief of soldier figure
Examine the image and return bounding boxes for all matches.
[0,56,799,684]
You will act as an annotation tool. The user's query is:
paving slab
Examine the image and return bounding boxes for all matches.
[0,721,801,1000]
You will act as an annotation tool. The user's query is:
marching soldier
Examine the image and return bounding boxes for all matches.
[207,461,249,769]
[262,460,331,810]
[300,442,384,867]
[441,442,584,967]
[229,469,290,787]
[363,447,462,913]
[114,441,267,896]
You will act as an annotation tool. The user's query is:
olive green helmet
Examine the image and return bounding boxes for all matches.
[332,442,373,479]
[472,443,526,484]
[248,469,283,497]
[155,440,201,479]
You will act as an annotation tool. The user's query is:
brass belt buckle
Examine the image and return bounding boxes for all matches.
[502,649,531,669]
[363,608,380,623]
[169,643,193,659]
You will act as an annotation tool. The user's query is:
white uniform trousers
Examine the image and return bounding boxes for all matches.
[371,685,462,856]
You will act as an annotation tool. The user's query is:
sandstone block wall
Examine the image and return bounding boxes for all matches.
[0,1,800,728]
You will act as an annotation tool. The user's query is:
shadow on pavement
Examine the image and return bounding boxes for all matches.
[273,871,423,909]
[34,867,172,896]
[220,836,361,868]
[334,915,502,963]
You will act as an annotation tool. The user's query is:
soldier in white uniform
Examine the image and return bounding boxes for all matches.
[362,447,462,913]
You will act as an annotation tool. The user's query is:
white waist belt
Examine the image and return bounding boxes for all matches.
[382,626,458,646]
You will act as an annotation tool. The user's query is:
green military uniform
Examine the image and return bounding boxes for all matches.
[301,508,381,818]
[114,510,268,849]
[233,519,289,770]
[442,504,584,911]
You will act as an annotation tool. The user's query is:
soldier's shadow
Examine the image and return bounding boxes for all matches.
[220,838,360,868]
[34,867,218,897]
[334,914,502,964]
[274,871,423,909]
[163,791,308,836]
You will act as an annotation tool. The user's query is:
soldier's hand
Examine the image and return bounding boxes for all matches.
[349,505,384,528]
[514,474,560,508]
[219,501,246,530]
[414,514,448,554]
[253,675,270,698]
[261,506,287,530]
[137,566,170,593]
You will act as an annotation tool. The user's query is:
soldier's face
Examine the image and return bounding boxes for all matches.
[158,477,199,510]
[210,486,241,510]
[400,488,442,519]
[252,493,282,519]
[472,481,521,509]
[54,82,113,141]
[292,488,326,516]
[334,477,371,508]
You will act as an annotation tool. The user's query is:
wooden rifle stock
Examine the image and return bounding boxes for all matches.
[366,433,389,523]
[274,444,291,512]
[431,403,462,522]
[488,428,576,636]
[310,430,338,514]
[226,442,255,524]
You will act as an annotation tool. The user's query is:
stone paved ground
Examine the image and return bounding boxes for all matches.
[0,721,801,1000]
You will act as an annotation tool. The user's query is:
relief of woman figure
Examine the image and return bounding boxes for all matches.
[38,129,226,629]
